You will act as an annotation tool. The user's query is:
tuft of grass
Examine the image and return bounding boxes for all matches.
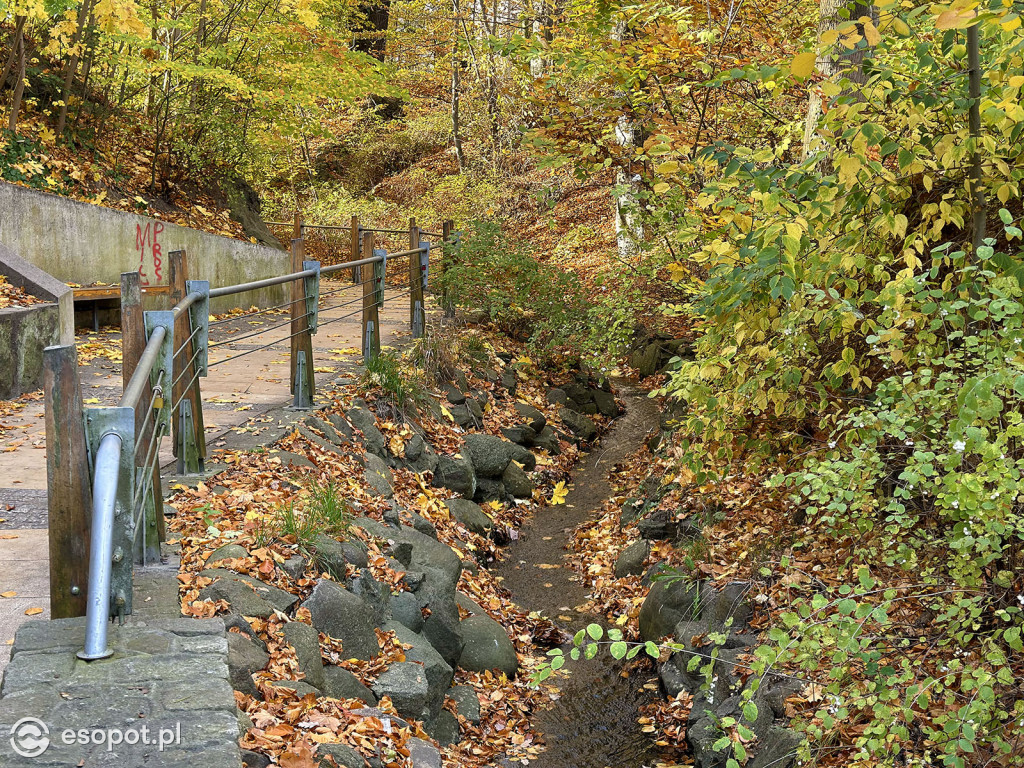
[262,482,354,552]
[361,351,425,412]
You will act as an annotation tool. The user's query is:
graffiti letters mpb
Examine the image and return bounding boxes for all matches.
[136,221,164,286]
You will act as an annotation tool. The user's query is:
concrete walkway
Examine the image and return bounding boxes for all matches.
[0,278,426,671]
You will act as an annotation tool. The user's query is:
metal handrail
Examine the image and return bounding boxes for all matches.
[320,254,385,276]
[120,326,166,410]
[209,268,317,299]
[78,431,121,660]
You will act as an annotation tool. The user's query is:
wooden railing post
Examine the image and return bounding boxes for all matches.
[44,344,91,618]
[292,211,302,239]
[350,214,361,283]
[362,232,381,362]
[290,237,315,408]
[169,249,206,475]
[121,271,164,553]
[409,217,424,338]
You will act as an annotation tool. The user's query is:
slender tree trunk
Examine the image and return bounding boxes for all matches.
[8,30,26,134]
[71,17,98,131]
[530,0,552,77]
[1,16,27,90]
[57,0,95,137]
[612,17,643,258]
[967,19,985,251]
[451,0,465,172]
[801,0,875,162]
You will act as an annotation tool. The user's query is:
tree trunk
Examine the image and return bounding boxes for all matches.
[967,19,985,251]
[451,0,466,172]
[57,0,96,137]
[801,0,875,162]
[8,29,26,134]
[530,0,553,77]
[612,18,643,259]
[353,0,390,60]
[1,16,27,90]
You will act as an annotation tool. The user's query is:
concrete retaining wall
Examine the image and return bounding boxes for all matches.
[0,182,289,313]
[0,245,74,398]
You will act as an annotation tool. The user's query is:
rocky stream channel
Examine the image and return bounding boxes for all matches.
[495,383,665,768]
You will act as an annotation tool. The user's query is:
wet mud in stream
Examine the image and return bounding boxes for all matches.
[494,383,665,768]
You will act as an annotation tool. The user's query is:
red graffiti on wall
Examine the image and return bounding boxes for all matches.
[136,221,164,286]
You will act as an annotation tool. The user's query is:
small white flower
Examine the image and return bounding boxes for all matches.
[953,440,966,452]
[951,500,959,509]
[829,441,837,448]
[1017,595,1024,606]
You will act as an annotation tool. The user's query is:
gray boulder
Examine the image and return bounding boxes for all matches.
[347,405,387,457]
[306,415,349,447]
[302,580,381,660]
[391,591,424,633]
[407,738,442,768]
[350,570,392,626]
[282,622,325,689]
[614,540,650,578]
[461,434,515,477]
[403,528,463,588]
[363,453,394,498]
[408,512,438,539]
[341,540,369,568]
[448,685,481,723]
[326,412,355,441]
[227,632,269,697]
[205,543,249,566]
[444,383,466,404]
[449,403,478,428]
[317,742,365,768]
[281,555,307,582]
[558,407,597,442]
[445,498,493,536]
[457,615,518,678]
[416,587,465,667]
[312,534,349,580]
[532,426,561,455]
[371,662,429,719]
[502,462,534,498]
[501,425,536,445]
[514,402,546,431]
[425,709,460,746]
[432,454,477,499]
[638,577,702,642]
[385,621,454,717]
[405,434,427,460]
[592,390,620,417]
[474,477,507,504]
[242,749,272,768]
[321,666,377,705]
[546,388,568,405]
[199,570,297,617]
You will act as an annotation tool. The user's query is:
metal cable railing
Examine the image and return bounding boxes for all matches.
[73,223,453,662]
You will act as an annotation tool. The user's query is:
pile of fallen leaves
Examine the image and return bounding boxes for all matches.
[168,335,610,767]
[0,275,45,310]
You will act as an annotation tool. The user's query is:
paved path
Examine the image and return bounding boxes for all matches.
[0,278,427,671]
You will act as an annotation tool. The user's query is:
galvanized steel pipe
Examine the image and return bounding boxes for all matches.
[208,268,318,299]
[78,431,122,660]
[119,325,166,410]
